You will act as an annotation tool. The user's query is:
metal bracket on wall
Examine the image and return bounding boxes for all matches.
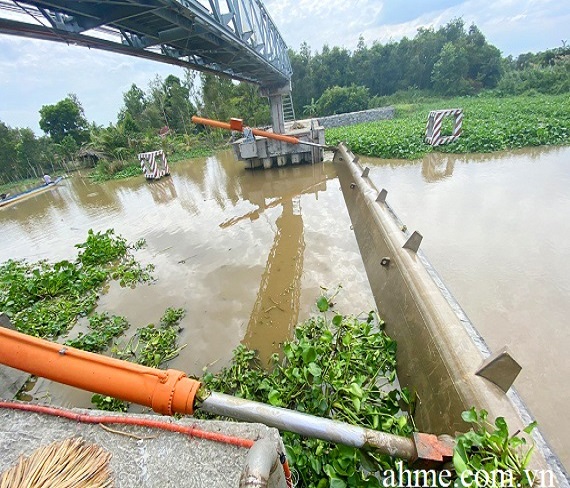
[475,347,522,393]
[403,231,423,253]
[361,167,370,178]
[376,189,388,203]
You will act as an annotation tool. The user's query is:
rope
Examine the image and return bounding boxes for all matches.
[0,401,293,487]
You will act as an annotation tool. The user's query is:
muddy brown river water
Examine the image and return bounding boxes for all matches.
[1,146,568,472]
[0,150,374,407]
[361,145,570,472]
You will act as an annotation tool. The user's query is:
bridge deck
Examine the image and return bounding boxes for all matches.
[0,0,291,89]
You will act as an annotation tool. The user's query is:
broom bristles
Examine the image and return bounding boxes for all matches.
[0,437,113,488]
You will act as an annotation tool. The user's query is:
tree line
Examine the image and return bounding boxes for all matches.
[290,18,570,116]
[1,19,569,185]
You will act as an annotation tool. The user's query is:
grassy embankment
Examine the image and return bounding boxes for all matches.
[326,93,570,159]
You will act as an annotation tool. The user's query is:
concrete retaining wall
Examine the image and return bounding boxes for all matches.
[317,106,395,129]
[333,143,568,487]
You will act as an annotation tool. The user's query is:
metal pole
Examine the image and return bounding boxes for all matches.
[239,438,281,488]
[200,392,418,461]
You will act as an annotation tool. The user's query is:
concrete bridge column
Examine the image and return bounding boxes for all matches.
[268,94,285,134]
[261,83,291,135]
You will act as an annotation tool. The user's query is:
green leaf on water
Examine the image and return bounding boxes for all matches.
[523,420,538,434]
[348,383,363,399]
[453,439,470,475]
[268,389,281,406]
[316,296,329,312]
[302,346,317,364]
[461,407,478,424]
[307,362,322,377]
[352,397,361,412]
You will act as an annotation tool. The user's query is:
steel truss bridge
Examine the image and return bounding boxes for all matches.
[0,0,292,90]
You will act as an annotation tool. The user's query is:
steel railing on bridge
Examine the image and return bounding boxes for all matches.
[0,0,292,89]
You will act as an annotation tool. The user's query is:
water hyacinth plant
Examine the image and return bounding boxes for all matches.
[201,305,414,487]
[326,94,570,160]
[0,229,153,338]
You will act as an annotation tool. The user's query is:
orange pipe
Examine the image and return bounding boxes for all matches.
[192,115,302,145]
[0,327,200,416]
[0,401,253,448]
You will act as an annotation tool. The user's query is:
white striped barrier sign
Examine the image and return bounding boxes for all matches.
[425,109,463,146]
[138,150,170,180]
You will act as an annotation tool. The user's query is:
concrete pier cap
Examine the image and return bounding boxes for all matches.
[333,143,568,487]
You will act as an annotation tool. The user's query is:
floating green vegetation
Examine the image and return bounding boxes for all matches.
[0,228,187,412]
[91,307,187,411]
[200,296,538,487]
[326,94,570,159]
[91,393,129,413]
[455,408,538,488]
[113,307,186,368]
[0,229,153,339]
[201,306,414,487]
[65,312,130,353]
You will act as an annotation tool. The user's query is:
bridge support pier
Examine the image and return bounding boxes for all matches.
[232,84,325,169]
[261,84,290,135]
[268,95,286,135]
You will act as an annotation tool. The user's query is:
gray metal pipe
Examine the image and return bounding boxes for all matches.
[239,438,281,488]
[200,392,418,461]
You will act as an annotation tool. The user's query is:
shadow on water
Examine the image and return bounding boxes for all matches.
[235,166,329,364]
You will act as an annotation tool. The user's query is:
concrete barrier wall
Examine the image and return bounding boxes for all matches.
[333,144,567,487]
[317,106,395,129]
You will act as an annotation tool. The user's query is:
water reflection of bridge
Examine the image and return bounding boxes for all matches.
[222,165,331,363]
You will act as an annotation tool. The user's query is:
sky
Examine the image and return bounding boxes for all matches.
[0,0,568,134]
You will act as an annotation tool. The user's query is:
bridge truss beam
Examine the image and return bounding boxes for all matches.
[0,0,292,90]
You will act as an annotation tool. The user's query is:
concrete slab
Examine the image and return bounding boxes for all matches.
[0,406,287,488]
[0,365,29,399]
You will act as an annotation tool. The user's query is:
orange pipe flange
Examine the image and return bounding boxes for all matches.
[0,326,200,415]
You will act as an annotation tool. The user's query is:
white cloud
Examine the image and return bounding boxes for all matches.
[0,36,186,132]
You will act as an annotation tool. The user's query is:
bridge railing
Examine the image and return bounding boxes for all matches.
[178,0,292,80]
